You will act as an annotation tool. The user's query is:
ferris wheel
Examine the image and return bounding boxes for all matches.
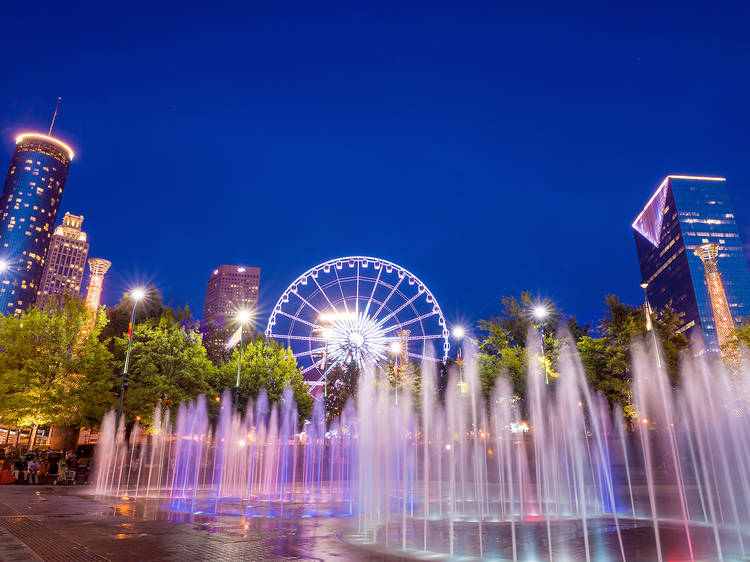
[265,256,449,389]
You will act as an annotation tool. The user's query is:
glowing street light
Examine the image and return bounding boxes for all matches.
[0,260,8,273]
[533,304,549,322]
[117,287,147,427]
[234,309,252,409]
[451,325,467,386]
[532,302,551,384]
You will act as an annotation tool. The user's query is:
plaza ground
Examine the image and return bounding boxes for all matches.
[0,486,392,561]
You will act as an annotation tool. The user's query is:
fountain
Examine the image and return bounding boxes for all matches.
[92,332,750,560]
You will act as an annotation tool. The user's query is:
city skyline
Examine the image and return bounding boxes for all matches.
[3,4,750,329]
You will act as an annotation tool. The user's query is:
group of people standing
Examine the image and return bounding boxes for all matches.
[0,447,83,485]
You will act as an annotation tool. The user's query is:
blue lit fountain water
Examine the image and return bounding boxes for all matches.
[93,333,750,560]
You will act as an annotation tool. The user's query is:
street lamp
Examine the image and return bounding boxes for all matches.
[452,325,466,387]
[0,260,8,273]
[116,287,146,427]
[234,309,252,409]
[532,303,550,384]
[640,282,661,368]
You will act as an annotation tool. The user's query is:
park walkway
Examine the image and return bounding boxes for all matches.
[0,486,381,561]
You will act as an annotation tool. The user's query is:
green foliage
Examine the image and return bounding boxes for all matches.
[476,292,560,400]
[112,309,216,424]
[0,297,114,429]
[577,295,688,415]
[324,361,360,423]
[217,337,312,422]
[100,286,167,344]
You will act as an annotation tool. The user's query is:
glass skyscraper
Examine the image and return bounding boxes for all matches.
[0,133,74,315]
[633,175,750,352]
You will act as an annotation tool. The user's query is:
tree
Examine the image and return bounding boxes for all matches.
[324,361,360,423]
[476,292,563,400]
[0,297,114,432]
[217,337,312,422]
[100,285,167,344]
[577,295,688,416]
[111,309,216,424]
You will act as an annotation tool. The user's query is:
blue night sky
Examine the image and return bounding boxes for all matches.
[2,2,750,331]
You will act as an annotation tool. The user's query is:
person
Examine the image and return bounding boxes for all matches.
[56,458,68,485]
[0,461,15,484]
[26,458,39,485]
[12,458,25,483]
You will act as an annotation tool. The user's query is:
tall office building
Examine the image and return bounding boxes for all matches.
[37,212,89,308]
[633,175,750,352]
[0,133,74,315]
[203,265,260,363]
[85,258,112,311]
[203,265,261,326]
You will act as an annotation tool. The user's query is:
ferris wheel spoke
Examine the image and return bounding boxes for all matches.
[293,346,327,359]
[363,263,383,318]
[371,274,404,321]
[381,309,438,333]
[312,275,339,314]
[355,261,360,315]
[276,334,327,342]
[334,267,350,314]
[275,310,319,330]
[375,291,423,328]
[293,292,324,317]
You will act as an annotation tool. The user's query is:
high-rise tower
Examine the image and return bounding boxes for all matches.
[37,212,89,308]
[0,132,74,315]
[203,265,260,363]
[85,258,111,311]
[694,243,736,358]
[633,175,750,352]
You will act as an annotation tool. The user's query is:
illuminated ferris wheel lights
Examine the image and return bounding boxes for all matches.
[266,256,449,388]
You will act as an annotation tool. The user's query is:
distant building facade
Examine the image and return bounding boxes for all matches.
[203,265,261,362]
[0,133,74,315]
[633,175,750,352]
[37,212,89,307]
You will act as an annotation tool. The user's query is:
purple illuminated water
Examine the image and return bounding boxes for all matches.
[93,334,750,560]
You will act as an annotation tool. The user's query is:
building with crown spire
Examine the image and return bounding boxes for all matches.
[37,212,89,308]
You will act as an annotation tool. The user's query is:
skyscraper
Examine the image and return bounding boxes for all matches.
[37,212,89,308]
[0,133,74,315]
[633,175,750,352]
[203,265,261,326]
[203,265,260,362]
[85,258,112,311]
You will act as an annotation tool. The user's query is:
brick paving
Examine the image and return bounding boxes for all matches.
[0,486,393,561]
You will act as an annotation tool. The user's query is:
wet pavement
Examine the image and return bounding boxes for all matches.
[0,486,392,561]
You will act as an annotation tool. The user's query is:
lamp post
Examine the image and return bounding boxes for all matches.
[533,304,550,384]
[452,326,467,391]
[116,287,146,427]
[234,310,252,409]
[640,282,661,368]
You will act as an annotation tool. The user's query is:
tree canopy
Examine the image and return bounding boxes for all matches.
[0,297,114,429]
[217,337,312,421]
[111,309,216,424]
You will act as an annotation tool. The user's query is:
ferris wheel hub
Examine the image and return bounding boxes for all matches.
[348,332,365,348]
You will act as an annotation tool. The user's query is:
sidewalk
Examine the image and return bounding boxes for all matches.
[0,485,386,561]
